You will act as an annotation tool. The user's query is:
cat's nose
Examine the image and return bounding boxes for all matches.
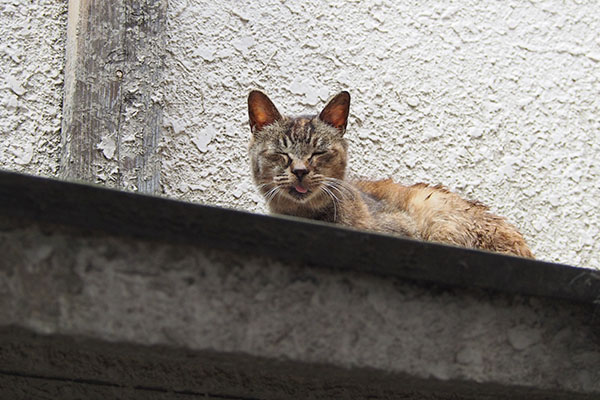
[292,164,309,180]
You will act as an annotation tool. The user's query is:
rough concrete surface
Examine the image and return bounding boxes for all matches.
[2,329,596,400]
[162,0,600,269]
[1,216,599,398]
[0,0,67,176]
[1,373,227,400]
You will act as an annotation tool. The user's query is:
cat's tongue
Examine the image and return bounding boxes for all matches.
[294,184,308,194]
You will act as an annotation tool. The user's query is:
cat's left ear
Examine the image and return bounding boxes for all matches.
[248,90,282,134]
[319,91,350,134]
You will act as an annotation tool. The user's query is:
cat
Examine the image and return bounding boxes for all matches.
[247,90,533,258]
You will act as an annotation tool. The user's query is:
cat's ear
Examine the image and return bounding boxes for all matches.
[248,91,282,133]
[319,91,350,134]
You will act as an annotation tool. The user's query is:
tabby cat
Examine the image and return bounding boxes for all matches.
[247,90,533,258]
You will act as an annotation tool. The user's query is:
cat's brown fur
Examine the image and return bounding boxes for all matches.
[247,90,533,258]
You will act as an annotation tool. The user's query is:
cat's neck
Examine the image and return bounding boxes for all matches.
[268,184,375,230]
[268,196,337,223]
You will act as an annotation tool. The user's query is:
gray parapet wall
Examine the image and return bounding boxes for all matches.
[0,170,599,399]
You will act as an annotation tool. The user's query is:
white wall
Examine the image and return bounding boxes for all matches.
[163,0,600,269]
[1,1,598,269]
[0,0,66,175]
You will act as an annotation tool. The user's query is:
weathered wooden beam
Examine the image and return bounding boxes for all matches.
[60,0,166,194]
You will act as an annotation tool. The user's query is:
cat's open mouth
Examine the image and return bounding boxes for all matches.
[289,184,310,199]
[294,184,308,194]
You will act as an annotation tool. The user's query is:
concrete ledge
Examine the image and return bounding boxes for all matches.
[0,170,598,303]
[1,170,599,399]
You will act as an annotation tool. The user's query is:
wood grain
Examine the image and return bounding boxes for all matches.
[60,0,166,194]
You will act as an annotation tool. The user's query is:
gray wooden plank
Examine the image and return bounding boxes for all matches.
[60,0,166,193]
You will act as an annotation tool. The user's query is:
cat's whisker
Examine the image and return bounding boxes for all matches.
[322,178,355,200]
[256,183,276,199]
[255,183,271,191]
[326,183,350,200]
[309,174,353,202]
[263,185,282,204]
[269,187,283,202]
[262,187,275,200]
[322,184,341,203]
[320,186,338,221]
[266,191,280,204]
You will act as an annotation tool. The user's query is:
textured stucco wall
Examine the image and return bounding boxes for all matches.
[162,0,600,269]
[0,0,67,175]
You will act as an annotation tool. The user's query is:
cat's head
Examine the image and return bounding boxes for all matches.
[247,90,350,211]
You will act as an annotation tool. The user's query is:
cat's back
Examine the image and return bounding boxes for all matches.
[355,179,534,258]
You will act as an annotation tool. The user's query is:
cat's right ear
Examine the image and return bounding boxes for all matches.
[248,91,282,134]
[319,91,350,135]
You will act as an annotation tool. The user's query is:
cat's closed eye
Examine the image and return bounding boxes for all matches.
[309,151,327,161]
[310,149,337,163]
[265,152,291,166]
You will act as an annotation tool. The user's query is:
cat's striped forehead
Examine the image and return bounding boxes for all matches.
[282,117,314,144]
[251,114,344,155]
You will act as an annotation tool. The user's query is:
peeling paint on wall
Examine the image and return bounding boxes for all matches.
[0,0,67,176]
[163,0,600,269]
